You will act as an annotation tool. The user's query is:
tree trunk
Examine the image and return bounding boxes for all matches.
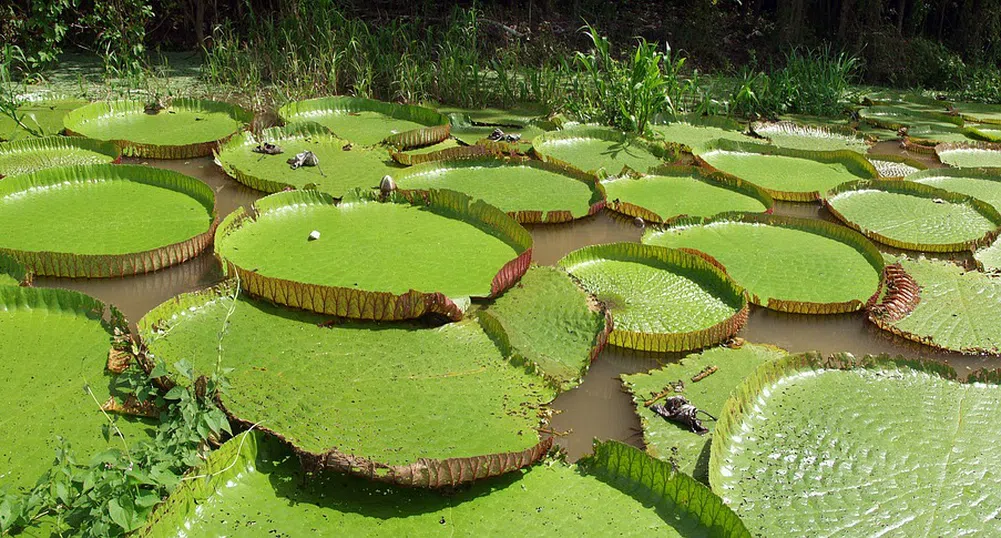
[897,0,907,35]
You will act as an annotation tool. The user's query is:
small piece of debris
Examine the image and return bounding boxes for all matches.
[633,217,645,228]
[487,127,522,143]
[308,230,321,241]
[253,142,283,155]
[342,143,353,151]
[650,395,717,435]
[288,150,319,170]
[691,365,718,383]
[380,175,397,195]
[144,101,164,115]
[932,198,946,204]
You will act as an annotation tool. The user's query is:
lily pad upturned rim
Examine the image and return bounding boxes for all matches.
[749,120,873,152]
[140,431,750,537]
[214,121,359,194]
[708,351,963,503]
[646,212,887,314]
[393,151,606,224]
[604,164,775,223]
[558,242,749,353]
[215,188,532,321]
[63,98,253,159]
[0,135,122,178]
[934,140,1001,167]
[530,125,680,177]
[0,163,218,278]
[824,179,1001,252]
[277,95,450,150]
[0,251,32,286]
[694,138,879,202]
[867,152,929,178]
[136,281,552,488]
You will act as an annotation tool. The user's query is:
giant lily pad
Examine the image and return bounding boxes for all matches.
[278,96,449,149]
[140,433,749,537]
[694,139,878,202]
[622,343,787,481]
[215,189,531,321]
[0,252,30,287]
[976,236,1001,273]
[393,153,605,223]
[603,165,772,223]
[0,164,216,277]
[214,122,400,196]
[0,135,120,178]
[140,285,554,487]
[870,256,1001,354]
[0,286,136,492]
[532,126,678,177]
[643,213,884,313]
[859,104,964,132]
[0,97,87,141]
[558,243,748,352]
[711,353,1001,537]
[434,103,548,126]
[867,153,927,178]
[390,138,463,165]
[651,115,755,154]
[910,167,1001,211]
[478,266,610,391]
[955,101,1001,124]
[63,98,252,159]
[824,180,1001,252]
[750,121,871,153]
[935,141,1001,168]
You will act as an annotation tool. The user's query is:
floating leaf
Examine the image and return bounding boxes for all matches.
[559,243,748,352]
[0,164,216,277]
[694,139,878,202]
[824,179,1001,252]
[910,167,1001,212]
[750,121,871,153]
[0,136,120,177]
[603,165,772,223]
[935,141,1001,168]
[650,115,755,154]
[643,213,884,313]
[63,99,252,159]
[278,96,449,148]
[0,97,87,141]
[532,126,679,177]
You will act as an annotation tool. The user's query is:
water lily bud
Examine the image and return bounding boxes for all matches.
[308,230,321,241]
[380,175,397,195]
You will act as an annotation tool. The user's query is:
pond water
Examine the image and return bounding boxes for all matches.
[34,137,994,461]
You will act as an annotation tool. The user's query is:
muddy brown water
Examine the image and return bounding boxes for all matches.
[34,140,997,462]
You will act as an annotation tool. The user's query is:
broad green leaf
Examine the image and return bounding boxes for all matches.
[434,103,548,126]
[214,122,402,196]
[215,189,530,314]
[622,344,786,481]
[480,266,608,391]
[910,167,1001,212]
[0,286,147,492]
[559,243,747,352]
[451,123,548,146]
[532,126,676,177]
[955,101,1001,124]
[0,136,119,177]
[751,121,871,153]
[278,96,448,148]
[643,213,884,313]
[859,104,963,133]
[975,236,1001,272]
[602,165,771,223]
[825,180,1001,252]
[394,157,602,222]
[874,256,1001,353]
[140,432,749,537]
[0,164,215,277]
[935,142,1001,168]
[140,287,554,483]
[0,98,87,141]
[63,99,252,159]
[650,116,755,154]
[711,353,1001,537]
[695,139,877,202]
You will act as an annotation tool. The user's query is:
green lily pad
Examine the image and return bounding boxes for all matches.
[863,90,947,110]
[859,104,963,132]
[558,242,748,352]
[824,180,1001,252]
[910,168,1001,212]
[214,122,401,196]
[434,103,548,126]
[0,286,138,492]
[750,121,871,153]
[478,266,610,391]
[451,123,547,146]
[651,115,754,154]
[622,343,787,481]
[532,126,677,177]
[390,138,464,165]
[695,139,878,202]
[956,101,1001,124]
[140,285,554,486]
[603,165,772,223]
[0,98,87,141]
[0,135,120,177]
[872,256,1001,354]
[278,96,449,148]
[711,353,1001,537]
[393,155,604,223]
[215,188,531,321]
[63,98,252,159]
[975,236,1001,273]
[0,252,30,287]
[935,141,1001,168]
[0,164,216,277]
[141,433,750,537]
[642,213,884,313]
[867,153,927,178]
